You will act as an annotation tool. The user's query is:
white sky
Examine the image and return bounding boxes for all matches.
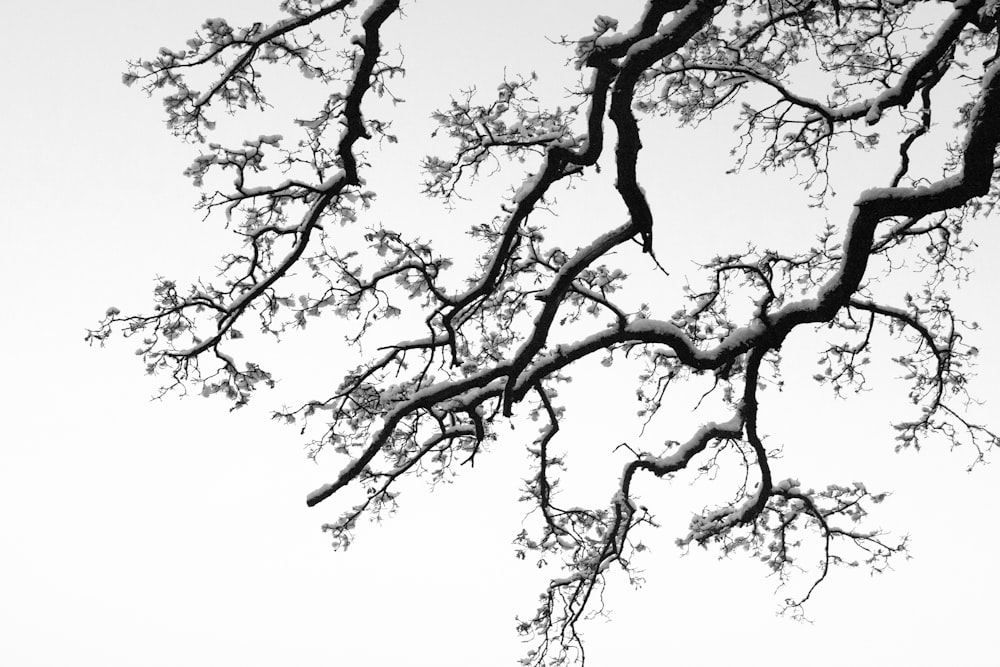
[2,2,999,665]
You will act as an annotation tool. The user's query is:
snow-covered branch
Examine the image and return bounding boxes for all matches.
[101,0,1000,663]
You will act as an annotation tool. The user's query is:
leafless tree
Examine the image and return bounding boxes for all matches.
[90,1,1000,664]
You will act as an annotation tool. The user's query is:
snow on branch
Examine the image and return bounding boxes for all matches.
[99,0,1000,664]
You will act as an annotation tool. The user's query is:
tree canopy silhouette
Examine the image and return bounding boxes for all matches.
[90,1,1000,664]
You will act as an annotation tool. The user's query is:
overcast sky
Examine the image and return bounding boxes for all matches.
[2,2,999,665]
